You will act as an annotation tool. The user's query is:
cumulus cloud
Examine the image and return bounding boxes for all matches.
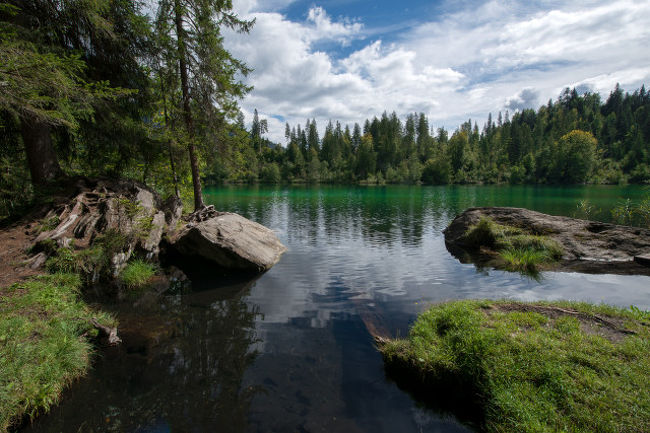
[226,0,650,142]
[505,88,539,112]
[307,6,362,44]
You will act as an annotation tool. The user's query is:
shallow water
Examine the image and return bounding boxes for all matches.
[24,185,650,432]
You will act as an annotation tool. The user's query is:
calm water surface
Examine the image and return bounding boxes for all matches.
[25,185,650,433]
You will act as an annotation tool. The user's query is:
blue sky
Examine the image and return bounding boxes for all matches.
[225,0,650,142]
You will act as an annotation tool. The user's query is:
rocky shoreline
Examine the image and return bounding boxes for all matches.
[444,207,650,275]
[27,177,286,285]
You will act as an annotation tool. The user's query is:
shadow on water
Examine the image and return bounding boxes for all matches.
[22,274,264,433]
[381,363,485,433]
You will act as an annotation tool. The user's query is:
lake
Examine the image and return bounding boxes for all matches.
[24,185,650,432]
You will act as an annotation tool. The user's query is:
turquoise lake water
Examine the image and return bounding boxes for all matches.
[25,185,650,432]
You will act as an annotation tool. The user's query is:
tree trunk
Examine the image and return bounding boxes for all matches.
[20,114,62,186]
[160,76,180,198]
[174,0,205,211]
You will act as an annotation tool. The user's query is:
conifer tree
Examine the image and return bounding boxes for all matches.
[155,0,253,210]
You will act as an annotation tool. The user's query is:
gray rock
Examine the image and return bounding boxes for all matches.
[444,207,650,274]
[171,212,287,272]
[634,254,650,267]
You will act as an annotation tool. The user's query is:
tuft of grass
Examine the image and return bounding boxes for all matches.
[379,300,650,433]
[0,273,116,432]
[462,217,563,274]
[499,248,550,273]
[119,260,155,290]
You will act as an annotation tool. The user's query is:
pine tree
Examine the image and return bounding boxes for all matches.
[0,1,139,185]
[155,0,253,211]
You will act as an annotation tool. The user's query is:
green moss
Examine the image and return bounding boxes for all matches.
[119,260,155,290]
[0,273,116,432]
[462,217,563,274]
[379,300,650,433]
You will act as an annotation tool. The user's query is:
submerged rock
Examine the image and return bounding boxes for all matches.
[170,209,287,272]
[444,207,650,275]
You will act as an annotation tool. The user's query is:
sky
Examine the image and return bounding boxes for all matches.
[223,0,650,143]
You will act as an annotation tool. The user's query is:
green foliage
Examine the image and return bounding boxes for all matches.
[635,194,650,227]
[115,197,143,220]
[422,157,451,184]
[499,248,553,273]
[44,229,130,280]
[573,199,598,220]
[379,300,650,433]
[119,260,155,291]
[0,273,115,431]
[200,85,649,187]
[611,195,650,228]
[1,0,649,217]
[260,162,281,183]
[556,130,599,183]
[612,198,635,226]
[39,215,60,232]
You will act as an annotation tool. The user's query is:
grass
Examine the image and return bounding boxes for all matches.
[0,273,116,432]
[119,259,155,290]
[462,218,563,274]
[379,300,650,433]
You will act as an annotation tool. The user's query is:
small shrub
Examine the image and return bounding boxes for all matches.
[633,195,650,228]
[612,199,634,225]
[573,199,597,220]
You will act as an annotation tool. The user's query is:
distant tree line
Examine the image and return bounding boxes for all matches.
[210,85,649,186]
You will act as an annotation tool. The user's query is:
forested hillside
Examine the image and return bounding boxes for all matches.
[1,1,649,221]
[246,86,650,186]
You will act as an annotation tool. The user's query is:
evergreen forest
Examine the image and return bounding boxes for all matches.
[2,0,649,220]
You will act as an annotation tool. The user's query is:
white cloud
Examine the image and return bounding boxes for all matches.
[226,0,650,142]
[307,6,362,44]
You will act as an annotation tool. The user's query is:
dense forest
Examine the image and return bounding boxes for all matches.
[245,86,650,187]
[1,1,649,220]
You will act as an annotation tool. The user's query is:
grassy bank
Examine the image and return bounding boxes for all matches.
[0,273,115,432]
[462,218,563,273]
[379,300,650,433]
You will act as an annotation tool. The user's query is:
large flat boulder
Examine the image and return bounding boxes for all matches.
[171,212,287,272]
[444,207,650,274]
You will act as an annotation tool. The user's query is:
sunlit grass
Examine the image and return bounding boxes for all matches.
[463,217,563,274]
[0,273,115,432]
[379,300,650,433]
[120,259,155,291]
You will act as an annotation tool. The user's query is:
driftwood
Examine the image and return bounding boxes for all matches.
[90,318,122,345]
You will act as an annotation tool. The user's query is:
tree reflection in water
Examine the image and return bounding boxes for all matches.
[23,276,263,433]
